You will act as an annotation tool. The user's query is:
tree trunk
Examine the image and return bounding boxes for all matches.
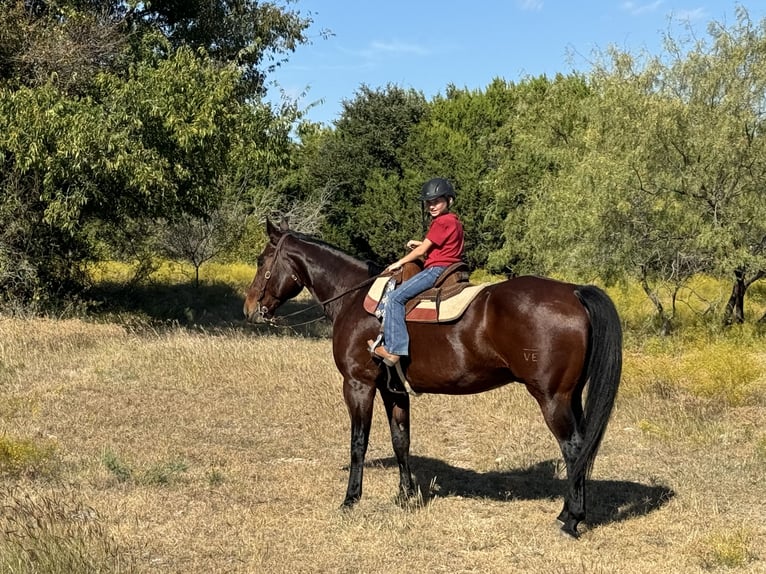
[723,269,765,325]
[723,269,746,325]
[640,268,672,335]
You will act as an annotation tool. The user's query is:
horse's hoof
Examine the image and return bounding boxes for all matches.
[558,523,581,540]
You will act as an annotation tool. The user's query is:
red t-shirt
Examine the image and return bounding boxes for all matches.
[424,212,464,268]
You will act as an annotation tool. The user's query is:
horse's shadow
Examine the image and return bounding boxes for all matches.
[364,456,674,528]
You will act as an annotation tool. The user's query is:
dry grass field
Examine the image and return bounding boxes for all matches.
[0,310,765,573]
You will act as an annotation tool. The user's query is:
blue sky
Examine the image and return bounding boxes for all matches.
[266,1,762,125]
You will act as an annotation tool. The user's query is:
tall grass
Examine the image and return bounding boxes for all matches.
[623,338,765,406]
[0,487,136,573]
[88,259,256,288]
[608,274,766,335]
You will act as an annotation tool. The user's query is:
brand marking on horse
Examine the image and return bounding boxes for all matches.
[523,348,539,362]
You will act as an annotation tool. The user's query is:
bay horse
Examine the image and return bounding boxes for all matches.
[244,219,622,538]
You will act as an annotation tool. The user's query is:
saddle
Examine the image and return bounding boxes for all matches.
[363,261,490,323]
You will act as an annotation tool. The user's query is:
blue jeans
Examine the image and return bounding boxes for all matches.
[383,266,447,356]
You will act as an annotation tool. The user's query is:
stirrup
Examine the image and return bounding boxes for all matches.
[387,361,421,397]
[367,337,420,396]
[368,338,401,368]
[368,334,384,353]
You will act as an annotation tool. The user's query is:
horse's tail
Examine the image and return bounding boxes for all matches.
[574,285,623,480]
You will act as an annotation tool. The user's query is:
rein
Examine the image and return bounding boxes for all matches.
[269,276,378,328]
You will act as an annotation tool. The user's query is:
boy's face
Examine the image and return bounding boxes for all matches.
[425,196,449,217]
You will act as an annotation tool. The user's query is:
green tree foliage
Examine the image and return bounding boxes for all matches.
[0,1,130,94]
[594,8,766,328]
[485,74,591,275]
[0,49,239,298]
[0,0,309,305]
[313,80,518,267]
[507,7,766,330]
[268,121,336,226]
[356,170,423,262]
[525,80,704,333]
[128,0,317,97]
[673,9,766,323]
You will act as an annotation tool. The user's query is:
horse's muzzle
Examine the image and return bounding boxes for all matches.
[243,299,261,322]
[243,300,275,324]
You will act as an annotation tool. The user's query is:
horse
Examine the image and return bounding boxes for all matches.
[244,219,622,538]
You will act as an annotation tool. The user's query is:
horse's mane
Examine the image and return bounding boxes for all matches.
[286,230,383,278]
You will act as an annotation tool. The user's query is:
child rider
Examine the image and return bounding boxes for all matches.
[368,177,465,366]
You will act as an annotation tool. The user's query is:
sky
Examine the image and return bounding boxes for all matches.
[265,1,764,126]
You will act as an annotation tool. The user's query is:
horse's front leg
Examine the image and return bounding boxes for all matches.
[380,385,415,501]
[341,378,376,507]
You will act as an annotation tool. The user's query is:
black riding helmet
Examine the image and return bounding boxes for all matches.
[420,178,456,202]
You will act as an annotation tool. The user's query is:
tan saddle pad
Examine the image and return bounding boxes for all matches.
[363,276,490,323]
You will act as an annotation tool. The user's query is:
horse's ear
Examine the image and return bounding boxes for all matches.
[265,219,282,243]
[279,217,290,232]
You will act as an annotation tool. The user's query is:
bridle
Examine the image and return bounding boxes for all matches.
[252,233,379,327]
[252,233,302,323]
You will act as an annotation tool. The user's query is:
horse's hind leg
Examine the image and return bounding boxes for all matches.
[536,391,586,538]
[341,378,376,507]
[380,386,416,501]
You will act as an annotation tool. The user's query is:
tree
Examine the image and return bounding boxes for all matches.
[590,7,766,326]
[0,0,308,305]
[311,80,518,267]
[159,206,247,288]
[127,0,318,98]
[504,7,766,331]
[486,74,591,276]
[0,1,130,95]
[680,8,766,324]
[355,170,423,262]
[0,0,316,99]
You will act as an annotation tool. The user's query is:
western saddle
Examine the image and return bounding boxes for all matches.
[394,260,472,315]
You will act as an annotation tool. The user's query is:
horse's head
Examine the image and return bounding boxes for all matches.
[243,219,304,323]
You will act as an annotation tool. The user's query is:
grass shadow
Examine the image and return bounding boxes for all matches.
[365,456,674,529]
[87,282,332,338]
